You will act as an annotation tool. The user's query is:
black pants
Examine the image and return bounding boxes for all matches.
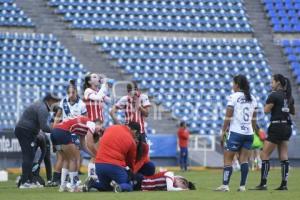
[44,136,52,181]
[14,127,37,184]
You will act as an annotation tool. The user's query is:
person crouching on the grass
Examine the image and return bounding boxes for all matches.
[83,122,142,193]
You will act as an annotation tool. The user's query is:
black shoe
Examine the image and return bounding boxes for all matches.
[250,184,268,190]
[82,177,96,192]
[274,185,288,191]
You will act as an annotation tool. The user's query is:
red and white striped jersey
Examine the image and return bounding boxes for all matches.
[141,171,173,191]
[84,88,107,122]
[54,116,95,136]
[115,93,151,133]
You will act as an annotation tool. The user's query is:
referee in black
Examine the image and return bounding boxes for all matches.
[255,74,295,191]
[14,93,60,189]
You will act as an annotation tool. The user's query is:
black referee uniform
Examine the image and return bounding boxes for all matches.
[266,89,294,144]
[14,94,60,187]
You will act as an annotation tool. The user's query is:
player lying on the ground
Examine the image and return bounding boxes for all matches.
[83,170,196,192]
[137,171,196,191]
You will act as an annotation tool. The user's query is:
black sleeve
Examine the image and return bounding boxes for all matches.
[289,97,295,115]
[266,92,277,105]
[38,104,51,133]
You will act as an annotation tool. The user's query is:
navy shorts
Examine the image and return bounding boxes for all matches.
[224,131,254,152]
[51,128,80,147]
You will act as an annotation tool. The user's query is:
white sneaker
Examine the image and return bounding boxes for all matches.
[238,186,246,192]
[68,185,81,193]
[214,185,230,192]
[34,182,44,188]
[110,180,122,193]
[19,182,37,189]
[58,185,68,192]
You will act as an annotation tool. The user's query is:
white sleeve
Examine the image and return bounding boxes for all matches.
[84,84,108,101]
[86,121,96,133]
[165,172,184,191]
[141,94,151,107]
[59,99,64,109]
[80,100,87,115]
[226,94,236,108]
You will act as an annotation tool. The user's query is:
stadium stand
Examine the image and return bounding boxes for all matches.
[263,0,300,32]
[48,0,252,32]
[94,36,297,135]
[0,32,86,129]
[282,40,300,85]
[0,0,34,27]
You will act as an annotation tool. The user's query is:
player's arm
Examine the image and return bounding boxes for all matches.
[264,93,275,114]
[85,131,97,158]
[85,84,108,101]
[139,106,150,117]
[110,105,121,124]
[139,95,151,117]
[252,109,258,133]
[221,106,233,147]
[264,103,274,114]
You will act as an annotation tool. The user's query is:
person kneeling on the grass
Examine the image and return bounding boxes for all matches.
[83,122,141,193]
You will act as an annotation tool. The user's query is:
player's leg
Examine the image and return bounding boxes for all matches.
[215,132,240,191]
[109,164,133,192]
[64,144,80,192]
[14,127,36,188]
[44,135,52,183]
[276,141,289,190]
[59,151,69,192]
[51,151,63,186]
[237,134,254,191]
[255,140,277,189]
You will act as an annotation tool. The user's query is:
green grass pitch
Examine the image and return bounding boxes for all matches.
[1,168,300,200]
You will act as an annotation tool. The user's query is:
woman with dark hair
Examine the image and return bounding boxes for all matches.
[50,80,87,187]
[254,74,295,191]
[83,73,110,122]
[215,75,258,192]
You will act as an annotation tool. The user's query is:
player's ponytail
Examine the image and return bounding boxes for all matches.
[83,73,92,92]
[233,75,252,102]
[273,74,294,114]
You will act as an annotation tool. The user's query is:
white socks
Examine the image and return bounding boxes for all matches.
[88,162,96,176]
[69,171,78,186]
[61,168,69,187]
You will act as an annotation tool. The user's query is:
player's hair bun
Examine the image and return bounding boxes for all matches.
[69,79,76,86]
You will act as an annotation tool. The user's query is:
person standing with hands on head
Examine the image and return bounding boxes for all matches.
[110,81,155,176]
[177,121,190,172]
[254,74,295,191]
[14,93,60,189]
[215,75,258,192]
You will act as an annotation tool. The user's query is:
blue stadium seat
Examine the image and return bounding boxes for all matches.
[92,36,288,135]
[48,0,252,32]
[0,0,34,27]
[263,0,300,32]
[0,33,86,130]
